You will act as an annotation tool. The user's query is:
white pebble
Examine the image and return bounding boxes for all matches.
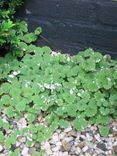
[52,152,60,156]
[113,140,117,146]
[0,144,3,152]
[62,152,68,156]
[52,146,60,152]
[82,146,89,152]
[18,118,27,129]
[22,147,29,155]
[75,147,81,154]
[16,141,21,147]
[86,133,93,141]
[45,149,52,155]
[56,141,62,146]
[94,134,101,142]
[42,141,50,149]
[64,126,72,132]
[85,153,92,156]
[59,132,65,139]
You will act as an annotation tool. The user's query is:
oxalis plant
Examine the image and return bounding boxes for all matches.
[0,47,117,155]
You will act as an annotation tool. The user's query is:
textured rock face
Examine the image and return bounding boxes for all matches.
[17,0,117,57]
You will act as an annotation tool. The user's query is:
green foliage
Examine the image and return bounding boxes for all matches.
[0,0,42,56]
[0,47,117,152]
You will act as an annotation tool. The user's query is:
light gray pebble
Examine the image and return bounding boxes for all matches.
[82,146,89,152]
[21,147,29,155]
[64,127,72,133]
[86,133,93,141]
[52,146,60,152]
[62,151,69,156]
[59,132,65,140]
[75,146,81,154]
[0,145,3,152]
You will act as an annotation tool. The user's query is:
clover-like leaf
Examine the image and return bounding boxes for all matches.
[99,126,109,137]
[0,83,11,94]
[34,27,42,35]
[2,121,9,130]
[9,149,20,156]
[100,107,110,116]
[59,119,69,129]
[1,95,11,106]
[85,98,97,117]
[96,115,109,125]
[22,33,37,43]
[0,131,4,143]
[7,106,14,118]
[15,100,26,112]
[27,113,36,123]
[77,100,87,112]
[73,117,87,132]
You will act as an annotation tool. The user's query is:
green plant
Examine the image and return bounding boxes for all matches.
[0,0,42,56]
[0,48,117,155]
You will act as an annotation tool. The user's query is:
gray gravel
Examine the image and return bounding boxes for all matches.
[0,117,117,156]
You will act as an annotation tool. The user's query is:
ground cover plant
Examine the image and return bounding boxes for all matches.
[0,47,117,155]
[0,0,117,155]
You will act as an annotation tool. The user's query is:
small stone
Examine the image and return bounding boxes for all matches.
[52,152,59,156]
[56,141,62,147]
[85,153,92,156]
[22,147,29,155]
[34,142,40,148]
[97,154,106,156]
[79,136,84,141]
[64,127,72,133]
[95,134,101,142]
[86,133,93,141]
[52,133,59,142]
[97,142,107,151]
[82,146,88,152]
[66,136,74,142]
[45,149,52,155]
[18,118,27,128]
[41,141,50,149]
[62,151,68,156]
[108,150,112,154]
[56,129,61,134]
[113,140,117,146]
[16,141,21,147]
[62,140,71,151]
[18,136,26,143]
[75,147,81,154]
[68,130,77,137]
[78,142,85,149]
[52,146,60,152]
[29,147,36,154]
[59,132,65,140]
[85,141,94,148]
[0,144,3,152]
[113,145,117,154]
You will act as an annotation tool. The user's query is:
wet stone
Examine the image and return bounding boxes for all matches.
[79,136,84,141]
[62,140,71,151]
[113,145,117,154]
[97,142,107,151]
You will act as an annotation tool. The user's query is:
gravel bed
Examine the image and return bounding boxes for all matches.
[0,116,117,156]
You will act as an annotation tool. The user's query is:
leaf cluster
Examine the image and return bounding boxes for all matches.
[0,0,42,56]
[0,48,117,150]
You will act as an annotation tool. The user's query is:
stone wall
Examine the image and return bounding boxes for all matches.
[17,0,117,57]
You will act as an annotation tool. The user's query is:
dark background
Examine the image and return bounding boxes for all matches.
[17,0,117,57]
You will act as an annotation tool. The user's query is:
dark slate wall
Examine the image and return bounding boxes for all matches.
[17,0,117,57]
